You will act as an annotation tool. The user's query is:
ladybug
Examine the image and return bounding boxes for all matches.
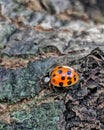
[44,66,79,89]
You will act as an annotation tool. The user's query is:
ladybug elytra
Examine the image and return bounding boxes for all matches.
[44,66,79,89]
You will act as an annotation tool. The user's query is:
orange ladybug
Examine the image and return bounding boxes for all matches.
[44,66,79,89]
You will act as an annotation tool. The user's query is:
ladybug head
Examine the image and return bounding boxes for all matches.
[44,76,50,83]
[43,72,50,83]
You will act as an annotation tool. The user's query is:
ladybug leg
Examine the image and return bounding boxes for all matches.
[49,83,58,92]
[49,82,56,91]
[48,82,52,90]
[48,82,57,91]
[52,86,58,92]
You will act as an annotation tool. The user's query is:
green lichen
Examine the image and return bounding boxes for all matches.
[11,102,60,130]
[0,102,61,130]
[0,58,54,103]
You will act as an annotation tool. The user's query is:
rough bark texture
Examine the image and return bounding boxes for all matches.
[0,0,104,130]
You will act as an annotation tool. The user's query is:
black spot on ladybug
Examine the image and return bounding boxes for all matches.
[67,77,71,80]
[52,79,55,82]
[74,75,76,81]
[67,81,72,85]
[67,71,71,75]
[58,70,62,74]
[53,74,56,77]
[59,82,63,86]
[61,76,65,80]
